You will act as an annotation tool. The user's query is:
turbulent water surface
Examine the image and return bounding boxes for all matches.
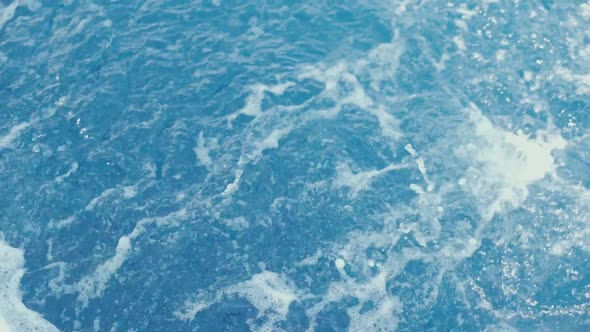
[1,0,590,331]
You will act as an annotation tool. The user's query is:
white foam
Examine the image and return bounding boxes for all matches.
[222,168,243,197]
[219,37,405,208]
[416,158,427,177]
[230,271,297,331]
[433,53,450,71]
[495,49,507,62]
[129,208,188,239]
[54,96,67,107]
[455,19,468,30]
[76,236,131,308]
[294,250,323,267]
[176,271,299,332]
[549,224,589,256]
[306,270,402,332]
[367,106,402,140]
[581,2,590,19]
[221,216,250,231]
[484,322,518,332]
[48,216,75,230]
[223,125,292,197]
[362,42,405,92]
[55,162,78,184]
[297,39,404,138]
[333,162,407,197]
[122,185,137,199]
[85,188,117,211]
[523,71,533,82]
[551,182,590,255]
[453,36,467,52]
[228,82,294,124]
[0,1,19,30]
[457,104,567,221]
[439,237,481,261]
[456,5,477,19]
[334,258,345,270]
[0,239,59,332]
[409,183,424,194]
[554,66,590,95]
[346,271,401,332]
[405,144,433,192]
[253,127,292,161]
[298,208,422,330]
[174,301,210,321]
[72,208,189,306]
[404,143,417,155]
[0,122,30,150]
[194,131,213,168]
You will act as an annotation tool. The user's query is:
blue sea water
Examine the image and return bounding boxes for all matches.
[1,0,590,331]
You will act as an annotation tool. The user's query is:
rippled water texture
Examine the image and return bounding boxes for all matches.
[1,0,589,331]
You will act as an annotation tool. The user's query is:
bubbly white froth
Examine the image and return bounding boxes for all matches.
[457,104,567,221]
[76,236,132,307]
[333,162,407,197]
[0,239,59,332]
[175,271,300,332]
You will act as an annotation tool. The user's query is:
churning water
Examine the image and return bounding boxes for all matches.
[1,1,589,331]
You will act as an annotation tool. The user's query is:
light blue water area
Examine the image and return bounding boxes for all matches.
[1,0,589,331]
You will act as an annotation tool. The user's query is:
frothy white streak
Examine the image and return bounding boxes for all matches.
[176,271,300,332]
[222,124,292,197]
[75,208,188,307]
[456,5,478,19]
[0,122,30,150]
[554,66,590,95]
[76,236,131,308]
[298,39,404,138]
[55,162,79,184]
[368,106,402,140]
[194,131,213,168]
[84,188,117,211]
[453,36,467,52]
[222,167,243,197]
[48,216,76,230]
[306,270,401,332]
[228,82,294,125]
[333,162,407,197]
[0,0,18,30]
[404,143,417,155]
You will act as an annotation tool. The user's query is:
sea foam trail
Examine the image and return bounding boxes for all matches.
[0,239,59,332]
[0,0,40,30]
[175,271,302,332]
[0,1,19,30]
[0,123,29,150]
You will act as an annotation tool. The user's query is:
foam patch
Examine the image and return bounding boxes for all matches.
[0,239,59,332]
